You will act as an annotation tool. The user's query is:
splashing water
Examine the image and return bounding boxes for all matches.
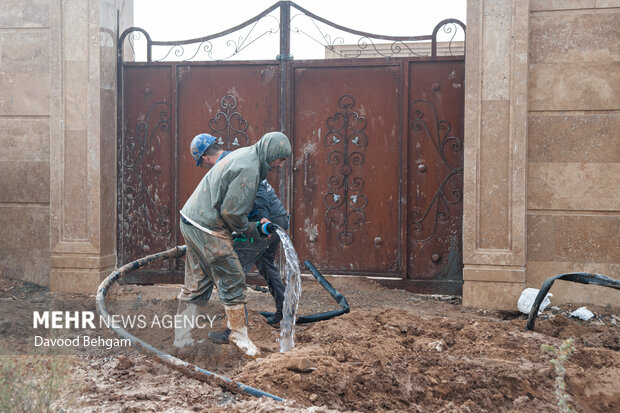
[275,227,302,352]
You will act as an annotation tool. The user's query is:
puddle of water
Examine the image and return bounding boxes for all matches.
[275,227,302,352]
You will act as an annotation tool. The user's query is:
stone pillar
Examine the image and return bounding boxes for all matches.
[49,0,129,293]
[462,0,529,308]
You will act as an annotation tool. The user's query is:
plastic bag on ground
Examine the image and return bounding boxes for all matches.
[570,307,594,321]
[518,288,552,315]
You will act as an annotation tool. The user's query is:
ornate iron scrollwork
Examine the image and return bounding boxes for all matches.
[118,4,281,62]
[122,102,172,239]
[436,21,461,56]
[208,95,249,150]
[289,7,465,59]
[408,99,463,243]
[118,4,465,63]
[290,14,427,59]
[323,95,368,246]
[155,14,280,62]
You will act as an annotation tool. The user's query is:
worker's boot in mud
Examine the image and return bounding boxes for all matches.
[208,328,230,344]
[210,306,248,344]
[266,295,283,328]
[173,301,199,348]
[266,312,282,328]
[224,304,261,358]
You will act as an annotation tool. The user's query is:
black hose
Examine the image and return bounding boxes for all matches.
[525,272,620,331]
[259,260,350,323]
[96,245,284,401]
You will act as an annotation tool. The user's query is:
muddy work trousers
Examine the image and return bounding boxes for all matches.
[178,220,246,306]
[233,215,287,317]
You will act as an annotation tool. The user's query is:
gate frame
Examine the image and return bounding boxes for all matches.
[116,1,466,294]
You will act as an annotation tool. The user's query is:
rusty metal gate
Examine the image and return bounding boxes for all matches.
[117,2,465,294]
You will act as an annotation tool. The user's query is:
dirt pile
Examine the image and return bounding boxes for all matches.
[234,308,619,412]
[1,275,619,412]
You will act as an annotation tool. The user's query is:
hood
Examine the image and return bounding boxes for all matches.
[254,132,291,180]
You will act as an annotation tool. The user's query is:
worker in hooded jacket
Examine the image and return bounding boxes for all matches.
[177,131,291,358]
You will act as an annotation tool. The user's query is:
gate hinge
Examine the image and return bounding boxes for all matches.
[276,53,294,61]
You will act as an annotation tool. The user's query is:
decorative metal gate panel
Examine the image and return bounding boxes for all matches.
[407,62,464,292]
[175,63,282,247]
[291,63,402,275]
[118,66,175,272]
[117,1,465,293]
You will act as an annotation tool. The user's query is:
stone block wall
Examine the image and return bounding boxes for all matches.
[0,0,132,292]
[463,0,620,309]
[527,0,620,304]
[0,1,52,285]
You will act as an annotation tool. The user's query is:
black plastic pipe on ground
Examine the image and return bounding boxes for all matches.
[96,245,284,402]
[525,272,620,331]
[259,259,351,323]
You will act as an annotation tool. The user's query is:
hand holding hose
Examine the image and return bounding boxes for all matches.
[258,221,276,238]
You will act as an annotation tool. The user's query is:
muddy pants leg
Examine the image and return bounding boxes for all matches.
[203,235,260,358]
[175,222,215,348]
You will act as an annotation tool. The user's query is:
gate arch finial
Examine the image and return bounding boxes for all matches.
[431,19,466,57]
[119,27,152,62]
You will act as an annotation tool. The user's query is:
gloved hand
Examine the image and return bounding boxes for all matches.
[259,222,276,237]
[243,221,261,241]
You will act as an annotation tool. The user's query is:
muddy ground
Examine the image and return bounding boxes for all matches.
[1,274,619,412]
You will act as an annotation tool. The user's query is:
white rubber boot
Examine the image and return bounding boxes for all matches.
[224,304,261,358]
[173,301,198,348]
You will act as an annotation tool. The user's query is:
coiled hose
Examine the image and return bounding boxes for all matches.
[95,245,284,401]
